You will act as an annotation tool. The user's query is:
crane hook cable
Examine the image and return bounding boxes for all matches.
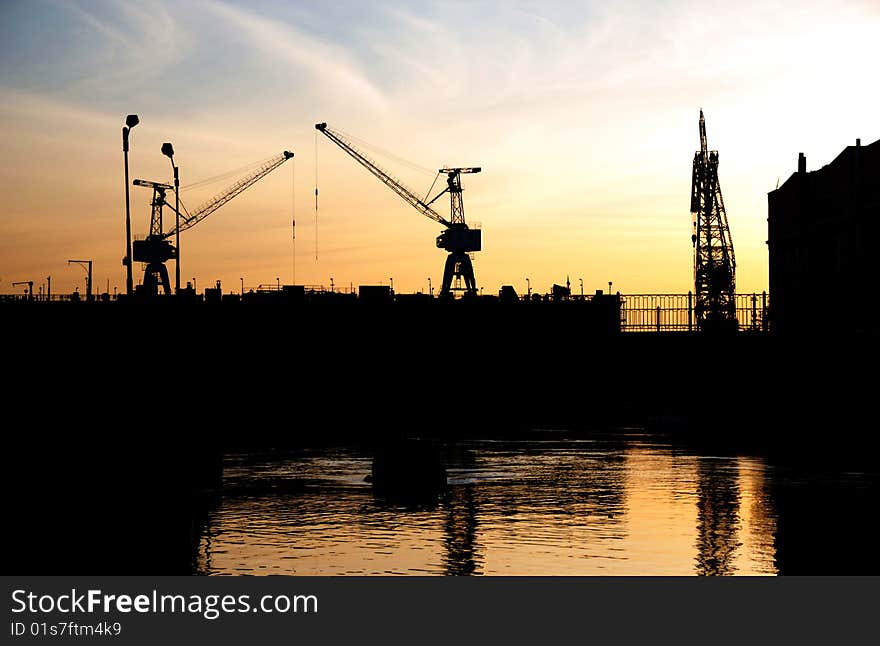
[290,159,296,285]
[315,129,319,261]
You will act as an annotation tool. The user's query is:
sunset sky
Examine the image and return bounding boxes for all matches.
[2,0,878,296]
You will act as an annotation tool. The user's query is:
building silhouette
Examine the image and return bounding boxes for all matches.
[767,138,880,334]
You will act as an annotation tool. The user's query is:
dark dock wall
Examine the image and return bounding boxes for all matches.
[6,300,874,446]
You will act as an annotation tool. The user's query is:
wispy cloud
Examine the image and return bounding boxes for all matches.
[2,0,878,293]
[205,0,389,112]
[56,0,186,85]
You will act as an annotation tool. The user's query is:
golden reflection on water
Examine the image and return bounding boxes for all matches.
[195,439,779,575]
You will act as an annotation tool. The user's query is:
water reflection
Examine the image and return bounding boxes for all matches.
[192,435,876,575]
[694,458,741,575]
[443,484,480,575]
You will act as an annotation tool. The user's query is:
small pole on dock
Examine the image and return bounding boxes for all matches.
[752,293,758,331]
[687,291,693,332]
[762,291,768,332]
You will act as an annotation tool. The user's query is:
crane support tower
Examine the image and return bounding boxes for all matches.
[132,179,175,295]
[690,110,737,331]
[132,151,294,296]
[315,123,482,298]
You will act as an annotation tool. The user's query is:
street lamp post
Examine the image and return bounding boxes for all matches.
[240,277,244,297]
[161,143,180,294]
[276,277,280,290]
[122,114,139,296]
[68,260,93,301]
[579,278,583,297]
[428,277,432,297]
[330,277,334,293]
[46,275,51,302]
[526,277,531,298]
[193,277,197,294]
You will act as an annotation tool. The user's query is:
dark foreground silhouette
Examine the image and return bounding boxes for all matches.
[3,300,877,574]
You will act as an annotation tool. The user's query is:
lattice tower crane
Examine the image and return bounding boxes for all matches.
[690,110,737,330]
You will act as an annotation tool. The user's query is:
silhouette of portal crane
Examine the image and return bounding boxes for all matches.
[132,151,294,296]
[316,123,482,298]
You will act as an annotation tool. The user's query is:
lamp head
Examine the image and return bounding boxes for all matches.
[126,114,139,129]
[161,142,175,159]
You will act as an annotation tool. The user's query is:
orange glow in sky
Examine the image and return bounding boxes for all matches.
[1,1,878,295]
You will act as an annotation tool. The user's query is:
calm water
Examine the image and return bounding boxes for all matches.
[193,432,878,575]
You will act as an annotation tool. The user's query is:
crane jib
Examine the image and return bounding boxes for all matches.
[315,121,483,297]
[165,151,294,237]
[315,122,453,228]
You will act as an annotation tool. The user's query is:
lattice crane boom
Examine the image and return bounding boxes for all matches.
[315,122,484,297]
[315,123,450,227]
[167,151,294,237]
[132,149,293,297]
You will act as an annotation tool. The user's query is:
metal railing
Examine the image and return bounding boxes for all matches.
[620,292,768,332]
[1,288,771,333]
